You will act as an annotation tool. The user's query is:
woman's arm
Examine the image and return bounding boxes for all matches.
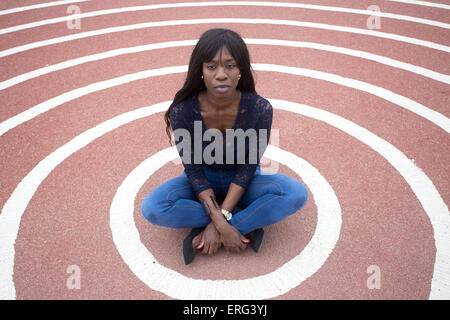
[197,188,228,231]
[230,98,273,191]
[221,182,245,213]
[169,103,213,197]
[198,188,249,252]
[197,183,245,227]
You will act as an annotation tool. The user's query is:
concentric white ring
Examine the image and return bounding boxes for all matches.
[1,100,448,299]
[2,17,449,60]
[2,64,448,137]
[2,3,449,36]
[109,145,341,300]
[1,0,447,301]
[2,39,448,91]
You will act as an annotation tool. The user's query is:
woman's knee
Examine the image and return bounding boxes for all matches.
[295,182,308,209]
[141,174,192,225]
[284,178,308,212]
[141,194,161,225]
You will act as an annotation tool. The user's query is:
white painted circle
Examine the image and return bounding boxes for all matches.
[1,100,448,299]
[110,145,342,300]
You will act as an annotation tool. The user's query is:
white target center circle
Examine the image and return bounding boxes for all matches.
[110,145,342,300]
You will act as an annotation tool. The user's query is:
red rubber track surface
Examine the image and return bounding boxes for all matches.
[0,0,448,300]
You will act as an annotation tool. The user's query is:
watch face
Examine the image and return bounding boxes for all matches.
[221,209,231,220]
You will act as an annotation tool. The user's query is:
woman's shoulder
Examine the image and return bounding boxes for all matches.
[243,91,272,114]
[170,94,198,117]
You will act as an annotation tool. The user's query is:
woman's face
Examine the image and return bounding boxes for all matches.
[202,46,241,98]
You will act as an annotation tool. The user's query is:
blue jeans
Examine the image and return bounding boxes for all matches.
[141,165,308,235]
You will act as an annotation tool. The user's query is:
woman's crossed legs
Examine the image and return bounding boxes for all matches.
[141,170,308,236]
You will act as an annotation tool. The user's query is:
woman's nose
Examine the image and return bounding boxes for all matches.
[215,66,228,80]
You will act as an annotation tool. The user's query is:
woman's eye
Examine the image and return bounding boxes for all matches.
[207,65,216,70]
[226,64,235,69]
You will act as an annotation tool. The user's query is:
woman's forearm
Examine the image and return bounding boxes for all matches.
[197,183,245,233]
[198,183,245,214]
[197,188,228,232]
[197,188,215,204]
[221,182,245,213]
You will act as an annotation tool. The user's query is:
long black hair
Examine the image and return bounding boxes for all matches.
[164,28,256,145]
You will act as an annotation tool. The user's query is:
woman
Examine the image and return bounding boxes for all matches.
[141,28,308,265]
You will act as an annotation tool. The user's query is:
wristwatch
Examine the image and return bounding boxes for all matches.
[221,208,233,221]
[202,195,232,221]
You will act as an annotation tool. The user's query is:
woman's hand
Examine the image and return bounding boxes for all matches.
[218,223,250,253]
[207,206,250,253]
[196,222,222,255]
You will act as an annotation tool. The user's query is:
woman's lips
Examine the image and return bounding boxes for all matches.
[214,85,231,93]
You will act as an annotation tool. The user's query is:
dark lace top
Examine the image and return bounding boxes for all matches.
[169,90,273,197]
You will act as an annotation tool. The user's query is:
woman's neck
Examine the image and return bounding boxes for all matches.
[204,89,240,111]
